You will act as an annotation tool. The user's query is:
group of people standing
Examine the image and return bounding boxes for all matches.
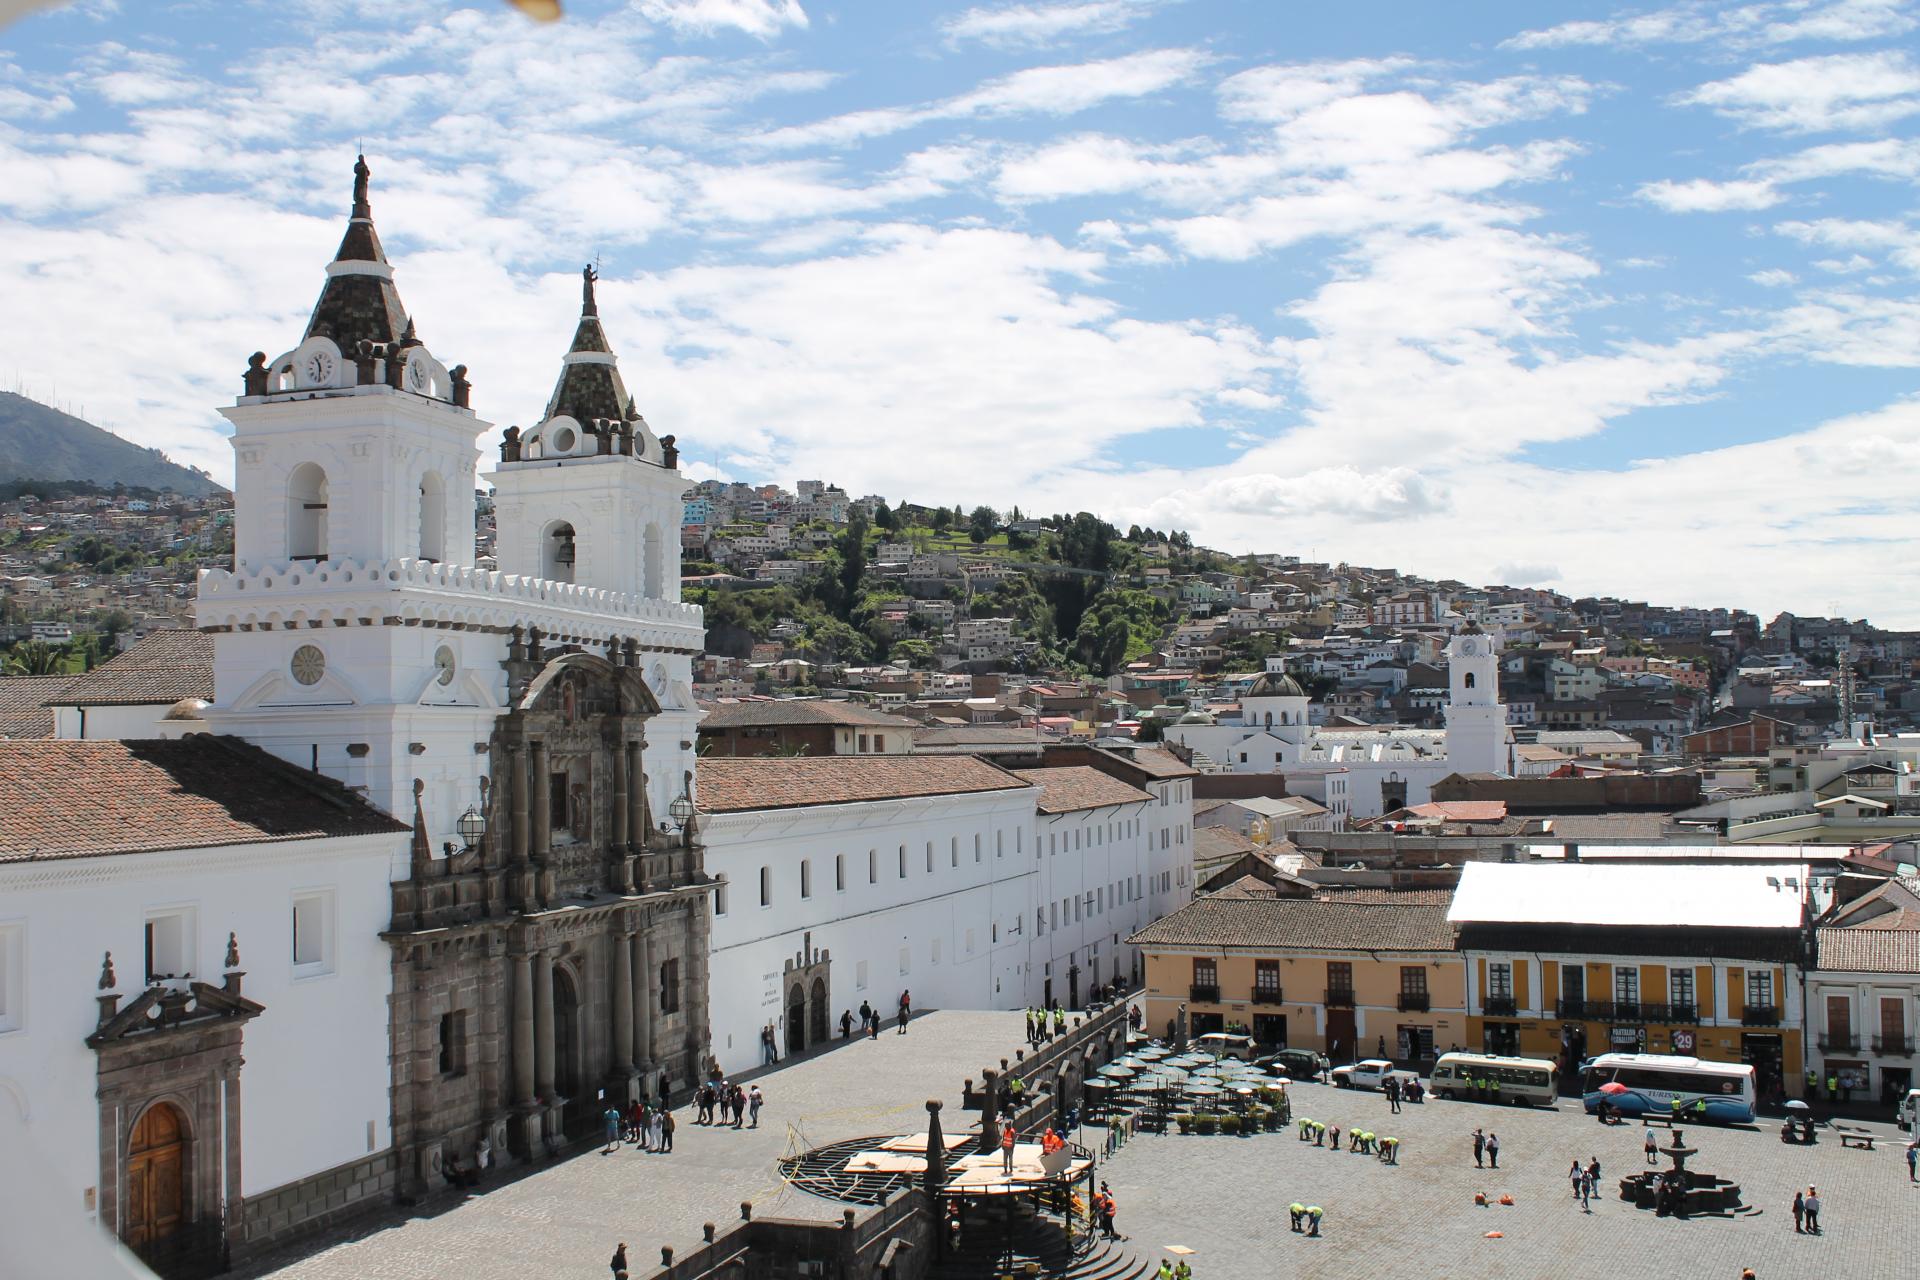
[694,1079,764,1128]
[1566,1156,1603,1210]
[1025,1004,1068,1047]
[600,1098,675,1155]
[841,992,912,1041]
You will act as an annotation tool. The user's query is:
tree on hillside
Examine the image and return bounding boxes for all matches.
[968,505,997,545]
[873,501,896,531]
[930,507,952,533]
[836,512,870,606]
[3,640,68,676]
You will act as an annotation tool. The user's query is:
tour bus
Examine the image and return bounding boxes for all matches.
[1429,1053,1559,1106]
[1580,1053,1757,1124]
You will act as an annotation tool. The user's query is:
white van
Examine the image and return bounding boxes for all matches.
[1194,1032,1257,1061]
[1430,1052,1559,1107]
[1899,1088,1920,1131]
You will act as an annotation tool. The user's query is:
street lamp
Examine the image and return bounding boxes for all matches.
[669,792,695,829]
[456,805,487,850]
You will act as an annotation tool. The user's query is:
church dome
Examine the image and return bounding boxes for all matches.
[1248,670,1306,699]
[1176,709,1216,725]
[163,697,209,721]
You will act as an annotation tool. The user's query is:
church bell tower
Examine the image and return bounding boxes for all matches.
[1444,621,1510,776]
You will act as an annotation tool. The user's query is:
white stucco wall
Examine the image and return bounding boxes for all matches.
[0,832,400,1222]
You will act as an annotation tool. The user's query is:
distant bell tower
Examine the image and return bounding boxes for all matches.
[487,266,684,601]
[1444,621,1509,776]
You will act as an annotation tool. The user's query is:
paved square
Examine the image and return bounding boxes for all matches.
[1098,1077,1919,1280]
[238,1010,1030,1279]
[238,1014,1920,1280]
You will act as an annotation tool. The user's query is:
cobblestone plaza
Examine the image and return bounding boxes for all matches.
[240,1010,1920,1280]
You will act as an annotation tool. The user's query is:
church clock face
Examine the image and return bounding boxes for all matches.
[406,356,430,392]
[290,644,327,686]
[305,351,335,385]
[434,645,456,686]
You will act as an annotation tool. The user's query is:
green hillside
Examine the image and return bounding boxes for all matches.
[0,392,225,497]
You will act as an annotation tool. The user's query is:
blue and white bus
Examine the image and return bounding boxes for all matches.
[1580,1053,1757,1124]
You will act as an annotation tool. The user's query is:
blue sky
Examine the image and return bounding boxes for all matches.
[2,0,1918,622]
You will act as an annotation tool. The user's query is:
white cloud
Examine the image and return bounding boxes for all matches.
[1679,50,1920,132]
[941,0,1158,50]
[756,47,1208,150]
[1505,0,1916,51]
[638,0,808,39]
[1490,562,1562,586]
[1777,215,1920,271]
[1636,176,1783,211]
[1750,267,1799,285]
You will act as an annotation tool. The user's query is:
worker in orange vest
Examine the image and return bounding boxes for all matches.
[1001,1122,1017,1174]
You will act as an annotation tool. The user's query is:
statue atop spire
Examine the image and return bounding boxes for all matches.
[581,263,599,317]
[352,154,371,219]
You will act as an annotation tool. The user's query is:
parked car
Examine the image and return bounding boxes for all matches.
[1257,1049,1330,1080]
[1330,1059,1419,1091]
[1193,1032,1258,1061]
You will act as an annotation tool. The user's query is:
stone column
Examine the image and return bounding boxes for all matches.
[626,741,647,851]
[635,930,654,1073]
[509,743,530,864]
[533,950,555,1100]
[221,1055,246,1255]
[612,745,630,860]
[512,953,536,1107]
[979,1069,1000,1154]
[611,930,635,1079]
[529,739,550,863]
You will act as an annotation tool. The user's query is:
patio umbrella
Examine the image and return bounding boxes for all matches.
[1599,1082,1629,1096]
[1184,1082,1224,1097]
[1098,1064,1137,1080]
[1784,1099,1811,1113]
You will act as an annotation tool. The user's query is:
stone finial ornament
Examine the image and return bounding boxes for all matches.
[98,951,117,991]
[244,352,269,397]
[224,932,241,971]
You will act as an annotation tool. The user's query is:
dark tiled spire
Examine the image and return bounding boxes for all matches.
[304,154,411,350]
[542,263,632,424]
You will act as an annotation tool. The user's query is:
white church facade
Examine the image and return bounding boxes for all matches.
[1164,625,1514,820]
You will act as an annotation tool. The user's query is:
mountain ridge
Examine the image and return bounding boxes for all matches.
[0,391,225,497]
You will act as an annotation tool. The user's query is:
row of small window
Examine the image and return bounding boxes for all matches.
[1037,879,1142,935]
[1156,782,1189,806]
[722,833,1016,913]
[0,894,336,1038]
[1045,820,1139,855]
[1484,962,1736,1007]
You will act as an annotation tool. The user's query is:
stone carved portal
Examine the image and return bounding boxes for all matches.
[782,948,832,1057]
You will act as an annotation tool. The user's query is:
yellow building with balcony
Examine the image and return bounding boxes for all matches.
[1448,862,1808,1097]
[1129,886,1466,1065]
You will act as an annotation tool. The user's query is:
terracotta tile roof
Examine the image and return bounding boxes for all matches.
[1405,800,1507,822]
[1194,825,1258,863]
[1021,766,1154,814]
[1815,927,1920,973]
[0,737,409,862]
[1208,874,1281,900]
[699,699,919,730]
[1315,887,1459,906]
[1129,895,1455,952]
[1105,746,1197,779]
[696,755,1029,814]
[0,675,69,739]
[45,630,213,706]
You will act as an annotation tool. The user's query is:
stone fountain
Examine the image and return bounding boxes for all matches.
[1617,1128,1745,1217]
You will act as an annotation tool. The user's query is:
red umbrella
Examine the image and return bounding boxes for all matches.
[1599,1082,1629,1095]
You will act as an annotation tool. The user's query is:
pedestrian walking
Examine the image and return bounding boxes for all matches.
[898,989,912,1034]
[1053,1006,1067,1039]
[732,1083,747,1129]
[1174,1259,1191,1280]
[1791,1188,1805,1233]
[761,1023,778,1065]
[1001,1121,1017,1175]
[1908,1139,1919,1182]
[749,1084,764,1128]
[1569,1159,1584,1198]
[1156,1261,1174,1280]
[841,1008,854,1038]
[1804,1186,1821,1234]
[1487,1132,1500,1169]
[1472,1127,1485,1168]
[1580,1168,1594,1211]
[1645,1129,1659,1165]
[657,1072,671,1109]
[658,1107,674,1153]
[611,1242,628,1278]
[869,1010,881,1040]
[603,1105,621,1154]
[1386,1077,1402,1114]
